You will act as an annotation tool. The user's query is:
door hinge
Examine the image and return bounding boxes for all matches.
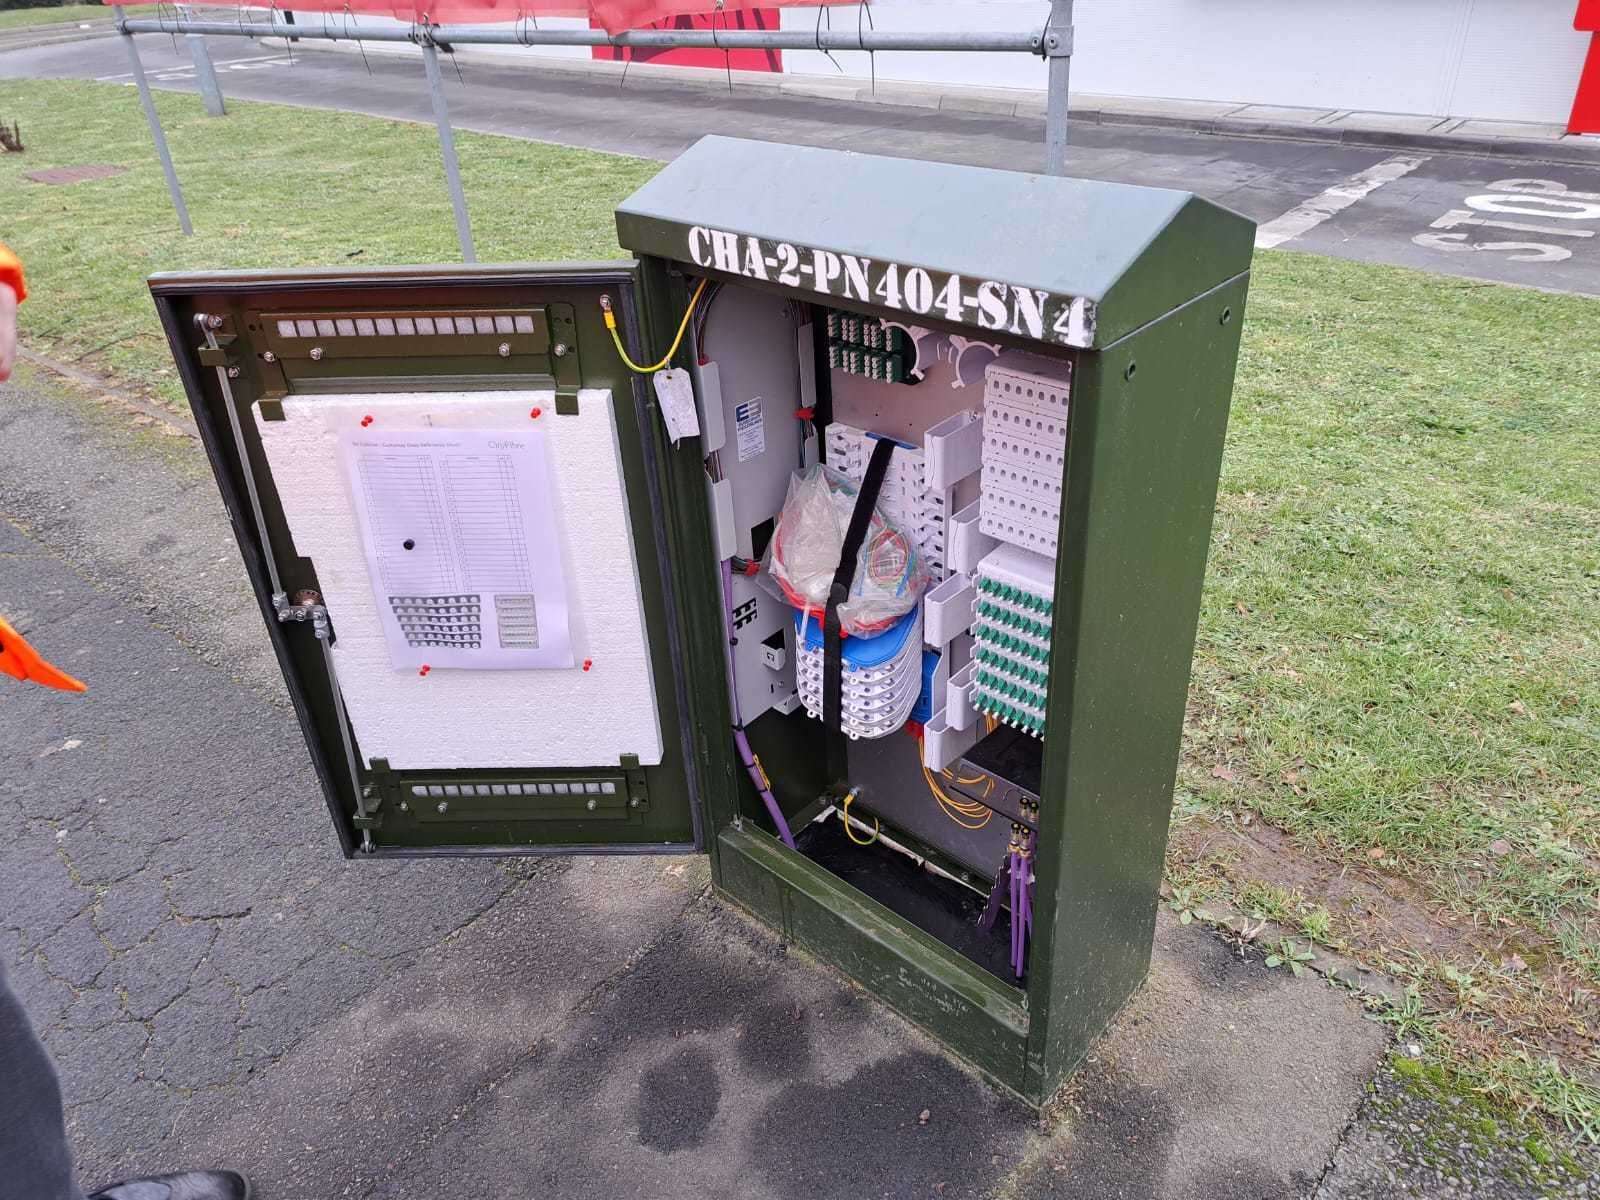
[352,760,391,855]
[620,752,650,811]
[273,589,330,639]
[353,785,384,833]
[551,302,582,413]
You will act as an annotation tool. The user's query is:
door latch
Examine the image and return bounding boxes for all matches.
[273,589,330,640]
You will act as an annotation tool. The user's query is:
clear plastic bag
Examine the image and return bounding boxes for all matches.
[763,464,930,636]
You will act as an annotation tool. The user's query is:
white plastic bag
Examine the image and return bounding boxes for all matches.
[764,464,929,636]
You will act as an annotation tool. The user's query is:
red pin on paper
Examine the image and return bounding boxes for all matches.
[582,659,593,672]
[360,415,374,427]
[530,407,543,420]
[418,665,431,677]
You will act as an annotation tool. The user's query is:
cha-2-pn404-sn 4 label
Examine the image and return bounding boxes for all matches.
[685,225,1096,349]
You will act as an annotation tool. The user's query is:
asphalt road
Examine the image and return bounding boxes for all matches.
[3,30,1597,1199]
[0,357,1395,1197]
[4,34,1600,296]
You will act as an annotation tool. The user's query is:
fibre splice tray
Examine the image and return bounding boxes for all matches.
[150,136,1254,1108]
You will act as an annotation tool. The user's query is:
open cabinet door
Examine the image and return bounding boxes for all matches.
[151,264,703,856]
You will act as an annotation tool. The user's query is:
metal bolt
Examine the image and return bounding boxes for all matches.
[629,797,641,808]
[262,351,277,363]
[552,342,569,358]
[586,798,598,812]
[437,801,448,814]
[497,342,511,358]
[226,366,241,379]
[309,347,324,361]
[204,314,225,331]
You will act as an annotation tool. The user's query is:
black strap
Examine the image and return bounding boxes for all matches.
[824,437,898,788]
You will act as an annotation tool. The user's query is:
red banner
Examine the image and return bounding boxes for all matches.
[108,0,837,36]
[1572,1,1600,134]
[591,9,784,72]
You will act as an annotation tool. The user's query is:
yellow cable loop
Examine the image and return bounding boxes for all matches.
[926,769,988,818]
[934,778,988,818]
[925,766,991,830]
[917,735,991,830]
[601,277,708,374]
[751,752,772,795]
[943,766,989,786]
[841,789,880,845]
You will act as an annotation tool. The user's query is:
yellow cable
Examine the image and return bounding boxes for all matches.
[944,767,988,786]
[921,732,992,825]
[916,735,992,830]
[926,768,990,830]
[601,277,708,374]
[841,790,880,845]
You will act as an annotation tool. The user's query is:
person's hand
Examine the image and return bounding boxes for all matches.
[0,281,16,382]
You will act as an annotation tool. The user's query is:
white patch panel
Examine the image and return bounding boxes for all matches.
[980,454,1064,508]
[978,486,1060,557]
[985,359,1071,424]
[979,359,1070,559]
[825,423,954,578]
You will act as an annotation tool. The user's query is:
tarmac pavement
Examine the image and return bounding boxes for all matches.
[0,360,1396,1198]
[5,26,1599,1197]
[4,35,1600,296]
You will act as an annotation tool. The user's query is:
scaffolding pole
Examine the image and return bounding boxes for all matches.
[1043,0,1075,176]
[118,17,1040,54]
[114,7,194,236]
[112,13,1058,236]
[420,40,476,263]
[180,3,227,117]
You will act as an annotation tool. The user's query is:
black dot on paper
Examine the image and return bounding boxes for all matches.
[403,539,416,551]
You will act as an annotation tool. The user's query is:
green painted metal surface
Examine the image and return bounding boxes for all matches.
[148,143,1255,1110]
[719,825,1034,1099]
[615,136,1255,349]
[149,264,704,856]
[1023,275,1251,1100]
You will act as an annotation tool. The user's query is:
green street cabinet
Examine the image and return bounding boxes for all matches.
[150,136,1255,1108]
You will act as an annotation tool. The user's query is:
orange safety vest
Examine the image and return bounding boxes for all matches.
[0,241,25,303]
[0,243,82,692]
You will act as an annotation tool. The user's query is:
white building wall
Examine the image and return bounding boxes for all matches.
[322,1,1589,125]
[780,0,1589,124]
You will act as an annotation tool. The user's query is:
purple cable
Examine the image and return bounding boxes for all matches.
[978,854,1009,933]
[1022,830,1036,938]
[1013,831,1036,978]
[1010,849,1024,978]
[982,833,1036,979]
[720,559,796,849]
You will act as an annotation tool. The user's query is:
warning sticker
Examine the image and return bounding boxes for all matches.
[735,397,765,462]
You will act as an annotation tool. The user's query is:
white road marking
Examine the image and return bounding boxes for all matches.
[93,53,291,82]
[1255,153,1430,249]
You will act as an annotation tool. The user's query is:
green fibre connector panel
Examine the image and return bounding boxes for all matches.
[824,309,916,385]
[972,543,1057,740]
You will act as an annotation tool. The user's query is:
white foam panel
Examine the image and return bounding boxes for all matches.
[258,390,664,771]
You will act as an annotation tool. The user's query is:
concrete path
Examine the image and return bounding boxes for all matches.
[5,36,1600,296]
[0,360,1395,1198]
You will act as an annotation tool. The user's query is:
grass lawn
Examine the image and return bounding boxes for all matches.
[3,79,1599,1139]
[0,5,109,31]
